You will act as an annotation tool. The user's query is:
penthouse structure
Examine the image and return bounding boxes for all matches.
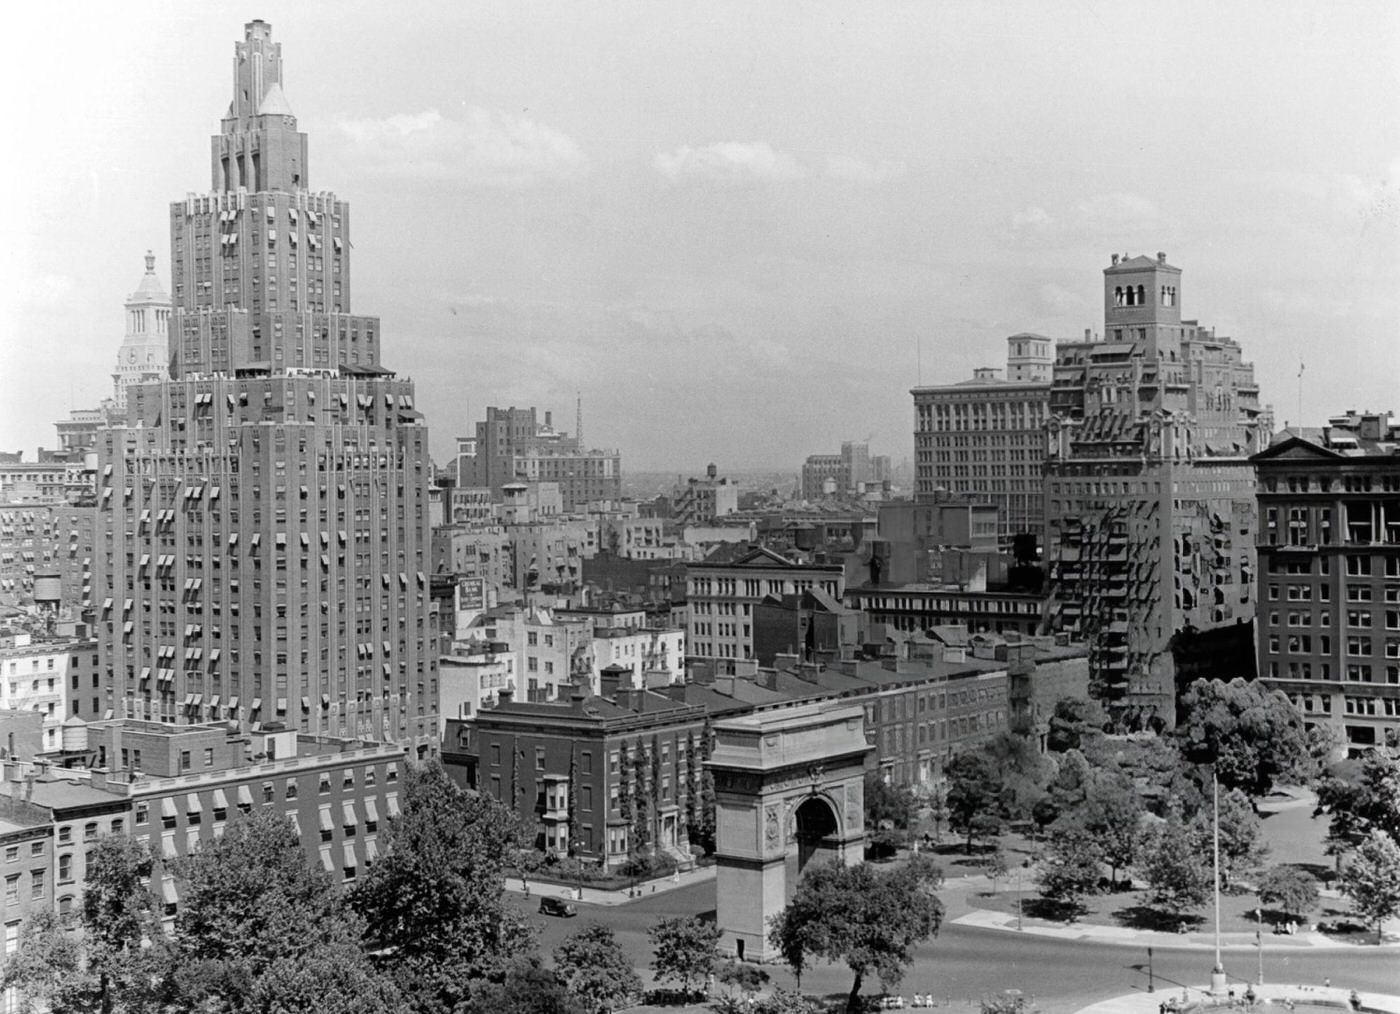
[912,334,1052,543]
[1253,411,1400,755]
[95,21,436,752]
[1043,253,1267,724]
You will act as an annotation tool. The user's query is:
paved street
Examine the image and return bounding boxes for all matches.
[516,863,1400,1014]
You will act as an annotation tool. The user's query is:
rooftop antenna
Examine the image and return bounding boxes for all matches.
[917,338,923,385]
[575,390,583,445]
[1297,361,1304,428]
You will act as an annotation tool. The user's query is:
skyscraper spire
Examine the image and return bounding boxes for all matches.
[213,19,308,193]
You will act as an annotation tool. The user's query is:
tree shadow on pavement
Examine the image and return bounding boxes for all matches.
[1111,904,1203,933]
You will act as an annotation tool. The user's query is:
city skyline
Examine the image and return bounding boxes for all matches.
[2,1,1398,470]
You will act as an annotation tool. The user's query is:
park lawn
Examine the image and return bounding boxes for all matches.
[961,877,1368,938]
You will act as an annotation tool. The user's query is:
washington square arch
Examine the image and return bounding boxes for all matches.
[708,701,873,960]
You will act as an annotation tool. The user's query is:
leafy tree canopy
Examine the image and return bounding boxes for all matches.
[553,922,641,1014]
[647,916,720,999]
[350,760,532,1012]
[1175,678,1313,796]
[768,854,943,1014]
[1138,810,1212,923]
[864,771,917,831]
[1035,828,1102,919]
[1314,750,1400,848]
[1256,866,1319,920]
[1046,697,1109,754]
[946,751,1004,853]
[1340,830,1400,944]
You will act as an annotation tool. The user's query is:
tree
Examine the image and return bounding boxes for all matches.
[1256,866,1319,923]
[172,808,395,1013]
[715,959,770,1002]
[1194,787,1267,888]
[350,760,532,1012]
[1035,828,1101,920]
[768,854,944,1014]
[946,751,1004,853]
[1314,750,1400,849]
[1175,678,1313,796]
[82,834,170,1013]
[977,732,1052,822]
[1340,830,1400,944]
[553,923,641,1014]
[982,849,1010,893]
[1070,772,1143,889]
[1046,697,1109,753]
[466,958,585,1014]
[647,916,720,999]
[1,910,88,1014]
[864,771,916,832]
[1138,812,1212,928]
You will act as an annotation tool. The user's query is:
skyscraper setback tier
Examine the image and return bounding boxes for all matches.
[96,21,437,753]
[1043,253,1268,726]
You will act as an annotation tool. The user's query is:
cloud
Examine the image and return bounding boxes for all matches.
[653,142,805,183]
[1074,192,1161,233]
[825,154,906,184]
[335,107,585,185]
[1012,206,1053,229]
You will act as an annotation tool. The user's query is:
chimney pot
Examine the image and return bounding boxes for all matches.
[1111,253,1120,266]
[1157,251,1166,264]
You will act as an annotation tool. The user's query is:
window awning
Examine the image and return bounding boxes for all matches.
[161,837,178,860]
[320,849,335,872]
[250,698,262,712]
[318,807,334,832]
[363,797,379,824]
[212,789,228,810]
[301,696,310,712]
[288,812,303,838]
[160,798,177,819]
[342,843,357,869]
[342,802,357,828]
[364,837,378,862]
[276,698,287,713]
[186,793,202,813]
[386,794,400,818]
[237,785,254,807]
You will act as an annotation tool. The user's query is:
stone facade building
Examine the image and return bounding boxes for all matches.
[1253,411,1400,755]
[912,334,1052,544]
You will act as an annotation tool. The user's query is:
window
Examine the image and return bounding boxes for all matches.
[83,822,97,842]
[319,774,331,795]
[28,843,41,858]
[263,782,275,804]
[29,870,44,900]
[4,876,17,904]
[136,803,149,826]
[203,748,214,767]
[286,780,299,800]
[3,848,16,864]
[180,750,191,772]
[57,854,72,883]
[535,747,545,771]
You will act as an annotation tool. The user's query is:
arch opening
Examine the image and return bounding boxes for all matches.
[794,796,840,873]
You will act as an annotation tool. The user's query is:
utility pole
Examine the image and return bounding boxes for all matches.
[1148,947,1155,993]
[1256,909,1263,986]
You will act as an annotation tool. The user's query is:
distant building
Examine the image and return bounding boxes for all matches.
[1253,410,1400,755]
[686,546,845,666]
[112,252,173,413]
[0,633,102,749]
[799,442,879,501]
[456,407,621,512]
[0,504,97,613]
[912,334,1052,544]
[672,464,738,526]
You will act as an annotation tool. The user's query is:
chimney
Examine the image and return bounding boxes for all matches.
[497,687,514,707]
[1157,251,1166,264]
[600,669,622,701]
[1111,253,1120,266]
[1084,328,1091,341]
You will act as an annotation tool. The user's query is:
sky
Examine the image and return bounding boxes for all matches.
[2,1,1398,473]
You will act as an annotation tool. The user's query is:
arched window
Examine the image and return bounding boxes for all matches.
[1136,285,1146,305]
[1114,286,1124,307]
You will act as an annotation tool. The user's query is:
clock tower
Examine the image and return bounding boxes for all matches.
[111,250,171,412]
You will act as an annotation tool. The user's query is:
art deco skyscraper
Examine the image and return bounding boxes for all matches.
[96,21,438,753]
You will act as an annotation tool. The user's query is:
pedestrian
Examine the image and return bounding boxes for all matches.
[1324,979,1331,989]
[1350,991,1361,1010]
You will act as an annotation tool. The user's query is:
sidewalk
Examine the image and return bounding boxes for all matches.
[951,907,1400,953]
[507,862,716,908]
[1076,984,1400,1014]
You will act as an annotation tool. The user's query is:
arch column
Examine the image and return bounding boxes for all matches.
[708,701,871,961]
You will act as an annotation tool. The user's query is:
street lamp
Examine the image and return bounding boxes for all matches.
[1148,947,1155,994]
[1015,859,1030,931]
[1255,908,1263,987]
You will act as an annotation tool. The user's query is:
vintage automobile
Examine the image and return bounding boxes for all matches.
[538,896,578,917]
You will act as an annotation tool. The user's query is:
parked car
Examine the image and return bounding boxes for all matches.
[539,896,578,917]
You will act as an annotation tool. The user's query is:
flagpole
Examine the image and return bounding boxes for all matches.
[1297,361,1304,427]
[1211,768,1226,995]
